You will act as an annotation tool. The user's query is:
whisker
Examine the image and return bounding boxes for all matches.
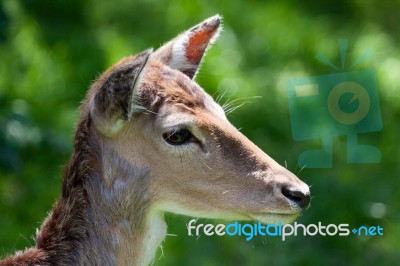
[298,164,307,174]
[224,95,262,105]
[221,102,234,112]
[225,102,249,115]
[215,89,228,104]
[212,87,226,99]
[221,96,262,115]
[157,244,165,260]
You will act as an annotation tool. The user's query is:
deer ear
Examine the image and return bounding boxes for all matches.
[90,49,152,137]
[152,15,222,79]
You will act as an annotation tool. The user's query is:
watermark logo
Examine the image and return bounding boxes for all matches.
[187,219,384,241]
[286,39,382,168]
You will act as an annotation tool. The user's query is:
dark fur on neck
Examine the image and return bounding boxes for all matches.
[1,52,155,265]
[1,110,98,265]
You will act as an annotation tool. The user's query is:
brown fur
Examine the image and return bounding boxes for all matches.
[1,107,96,265]
[1,52,152,266]
[1,15,310,266]
[139,61,206,111]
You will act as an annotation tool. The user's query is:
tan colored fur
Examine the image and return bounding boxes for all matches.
[1,15,309,266]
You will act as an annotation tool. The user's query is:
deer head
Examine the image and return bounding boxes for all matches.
[89,14,310,230]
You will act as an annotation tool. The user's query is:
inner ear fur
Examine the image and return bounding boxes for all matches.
[90,49,152,137]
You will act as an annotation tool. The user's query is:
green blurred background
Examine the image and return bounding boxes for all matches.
[0,0,399,265]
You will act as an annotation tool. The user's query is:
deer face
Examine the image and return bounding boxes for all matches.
[89,15,310,225]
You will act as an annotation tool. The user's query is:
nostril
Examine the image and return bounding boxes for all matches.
[282,186,310,209]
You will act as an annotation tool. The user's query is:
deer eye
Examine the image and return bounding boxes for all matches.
[163,128,193,145]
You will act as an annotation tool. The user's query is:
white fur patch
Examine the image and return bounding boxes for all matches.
[140,210,167,266]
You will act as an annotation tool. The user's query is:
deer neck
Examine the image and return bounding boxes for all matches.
[36,119,167,266]
[84,143,167,266]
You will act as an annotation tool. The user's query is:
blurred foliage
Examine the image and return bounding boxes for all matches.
[1,0,399,265]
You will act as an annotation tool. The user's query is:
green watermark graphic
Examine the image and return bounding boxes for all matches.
[286,39,382,168]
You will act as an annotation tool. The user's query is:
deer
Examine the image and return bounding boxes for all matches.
[1,15,310,266]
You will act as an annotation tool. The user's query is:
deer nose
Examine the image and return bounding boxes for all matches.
[282,186,310,209]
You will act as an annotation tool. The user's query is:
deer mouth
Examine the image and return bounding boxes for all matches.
[249,212,301,225]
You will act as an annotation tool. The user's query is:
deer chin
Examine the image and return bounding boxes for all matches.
[249,212,300,225]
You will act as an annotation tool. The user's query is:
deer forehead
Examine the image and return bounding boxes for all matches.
[144,62,227,122]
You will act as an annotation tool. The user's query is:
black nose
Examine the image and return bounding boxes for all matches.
[282,186,310,209]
